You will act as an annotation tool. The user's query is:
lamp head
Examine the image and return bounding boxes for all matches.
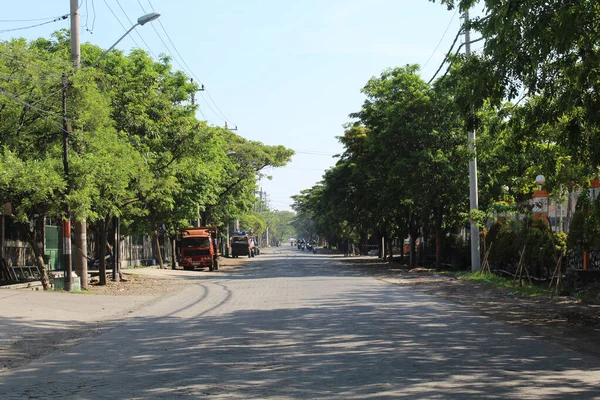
[138,12,161,26]
[535,175,546,186]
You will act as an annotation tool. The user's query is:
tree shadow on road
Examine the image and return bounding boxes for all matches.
[1,250,600,399]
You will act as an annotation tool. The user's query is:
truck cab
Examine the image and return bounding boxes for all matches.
[179,226,220,271]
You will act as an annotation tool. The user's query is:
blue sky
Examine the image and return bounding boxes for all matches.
[1,1,482,211]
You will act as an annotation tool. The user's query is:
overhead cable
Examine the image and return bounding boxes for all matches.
[114,0,157,59]
[427,25,463,84]
[0,87,66,133]
[102,0,144,51]
[422,8,458,70]
[437,37,485,83]
[0,14,69,34]
[145,0,237,127]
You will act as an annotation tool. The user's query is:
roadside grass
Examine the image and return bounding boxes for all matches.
[52,289,95,295]
[458,271,548,297]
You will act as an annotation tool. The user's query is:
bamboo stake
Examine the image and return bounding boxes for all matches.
[512,245,526,287]
[547,254,563,293]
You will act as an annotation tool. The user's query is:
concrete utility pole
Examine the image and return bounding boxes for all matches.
[62,73,73,291]
[70,0,88,289]
[464,9,480,272]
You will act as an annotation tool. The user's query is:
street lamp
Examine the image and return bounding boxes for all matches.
[91,12,161,67]
[64,7,161,291]
[532,174,549,218]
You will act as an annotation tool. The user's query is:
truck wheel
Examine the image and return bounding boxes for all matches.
[183,266,194,271]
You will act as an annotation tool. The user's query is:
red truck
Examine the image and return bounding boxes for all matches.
[179,226,220,271]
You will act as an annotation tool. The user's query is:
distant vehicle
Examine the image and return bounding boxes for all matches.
[231,233,256,258]
[290,238,296,246]
[179,226,220,271]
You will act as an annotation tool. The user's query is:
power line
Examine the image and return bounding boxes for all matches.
[145,0,237,127]
[0,14,69,34]
[114,0,157,59]
[138,2,221,124]
[437,37,485,83]
[284,166,328,172]
[29,87,64,107]
[0,16,67,23]
[102,0,144,51]
[0,72,64,80]
[0,87,66,132]
[422,8,458,70]
[82,0,97,33]
[293,149,339,156]
[427,25,463,84]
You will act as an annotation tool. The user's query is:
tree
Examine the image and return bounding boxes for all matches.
[433,0,600,169]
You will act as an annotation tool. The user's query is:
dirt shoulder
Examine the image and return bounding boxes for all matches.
[0,255,251,372]
[341,257,600,357]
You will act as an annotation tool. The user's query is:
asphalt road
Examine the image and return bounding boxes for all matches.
[1,247,600,399]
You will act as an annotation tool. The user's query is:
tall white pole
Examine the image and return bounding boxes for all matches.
[70,0,88,289]
[70,0,80,68]
[465,10,481,272]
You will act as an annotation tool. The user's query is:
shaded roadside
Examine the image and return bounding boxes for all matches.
[0,254,256,372]
[340,257,600,358]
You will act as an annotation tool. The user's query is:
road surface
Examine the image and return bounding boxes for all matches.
[1,247,599,399]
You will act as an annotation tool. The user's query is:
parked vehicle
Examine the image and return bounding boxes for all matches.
[231,233,255,258]
[179,226,220,271]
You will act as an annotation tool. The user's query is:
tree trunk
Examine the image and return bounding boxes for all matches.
[170,235,177,270]
[359,231,367,255]
[400,238,405,265]
[387,236,394,262]
[409,213,419,269]
[435,210,443,272]
[25,220,50,290]
[421,223,430,267]
[98,218,107,286]
[153,230,164,268]
[565,189,573,232]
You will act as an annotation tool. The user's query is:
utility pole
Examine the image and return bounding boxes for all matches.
[70,0,80,69]
[62,74,73,291]
[190,78,195,106]
[112,216,120,281]
[70,0,88,289]
[465,9,481,272]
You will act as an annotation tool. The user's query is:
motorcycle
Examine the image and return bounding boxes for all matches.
[301,242,305,251]
[312,245,317,254]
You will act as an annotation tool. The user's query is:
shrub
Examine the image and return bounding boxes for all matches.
[486,216,565,279]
